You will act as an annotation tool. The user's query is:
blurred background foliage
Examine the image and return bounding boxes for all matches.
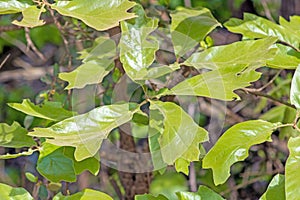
[0,0,299,199]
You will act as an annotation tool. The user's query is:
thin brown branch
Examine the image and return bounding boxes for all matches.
[24,27,46,61]
[245,70,282,92]
[109,177,123,200]
[261,0,275,22]
[242,89,296,109]
[0,54,10,69]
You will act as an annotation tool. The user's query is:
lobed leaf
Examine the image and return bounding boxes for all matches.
[170,7,220,57]
[0,148,38,159]
[0,122,35,148]
[8,99,76,121]
[202,120,278,185]
[150,101,208,175]
[119,5,159,82]
[29,103,138,161]
[290,65,300,109]
[225,13,300,50]
[177,185,224,200]
[59,37,116,89]
[285,137,300,199]
[267,44,300,69]
[12,5,45,27]
[163,64,261,101]
[53,189,113,200]
[51,0,136,31]
[260,174,285,200]
[183,37,277,70]
[0,183,33,200]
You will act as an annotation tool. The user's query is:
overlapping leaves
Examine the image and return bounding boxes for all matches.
[0,183,33,200]
[53,189,113,200]
[290,65,300,109]
[29,103,138,161]
[59,37,116,89]
[202,120,278,185]
[149,101,208,174]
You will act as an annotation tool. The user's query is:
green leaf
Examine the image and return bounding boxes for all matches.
[170,7,220,57]
[37,143,76,182]
[0,0,32,14]
[164,64,261,101]
[63,147,100,175]
[12,5,45,28]
[59,37,116,89]
[176,192,200,200]
[266,44,300,69]
[285,137,300,199]
[0,148,38,159]
[119,5,159,82]
[260,174,285,200]
[197,185,225,200]
[0,122,35,148]
[8,99,76,121]
[290,65,300,109]
[135,194,168,200]
[224,13,300,50]
[150,101,208,174]
[184,37,277,70]
[0,183,33,200]
[29,103,137,161]
[53,189,113,200]
[145,63,180,79]
[51,0,136,31]
[202,120,278,185]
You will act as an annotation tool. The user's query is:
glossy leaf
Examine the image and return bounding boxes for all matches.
[202,120,278,185]
[135,194,168,200]
[0,148,38,159]
[224,13,300,50]
[0,0,31,14]
[29,103,137,161]
[260,174,285,200]
[51,0,136,31]
[12,5,45,27]
[59,37,116,89]
[164,65,261,101]
[53,189,113,200]
[267,44,300,69]
[183,37,277,70]
[119,5,159,82]
[170,7,220,56]
[150,101,208,174]
[37,143,76,182]
[0,122,35,148]
[290,65,300,109]
[285,137,300,199]
[0,183,33,200]
[8,99,75,121]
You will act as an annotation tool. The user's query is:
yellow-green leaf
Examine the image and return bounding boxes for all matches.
[290,65,300,109]
[51,0,136,31]
[0,0,31,14]
[12,5,45,28]
[0,183,33,200]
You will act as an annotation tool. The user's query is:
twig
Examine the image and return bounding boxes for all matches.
[242,89,296,109]
[184,0,192,7]
[24,27,46,61]
[261,0,275,22]
[0,54,10,69]
[189,162,197,192]
[245,70,282,92]
[109,177,123,200]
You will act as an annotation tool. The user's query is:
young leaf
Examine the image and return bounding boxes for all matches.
[163,65,261,101]
[51,0,136,31]
[150,101,208,174]
[183,37,277,70]
[0,122,35,148]
[225,13,300,50]
[0,0,32,14]
[170,7,220,57]
[260,174,285,200]
[0,148,38,159]
[119,5,159,82]
[8,99,76,121]
[53,189,113,200]
[37,143,76,182]
[285,137,300,199]
[202,120,278,185]
[12,5,45,28]
[29,103,138,161]
[59,37,116,89]
[0,183,33,200]
[290,65,300,109]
